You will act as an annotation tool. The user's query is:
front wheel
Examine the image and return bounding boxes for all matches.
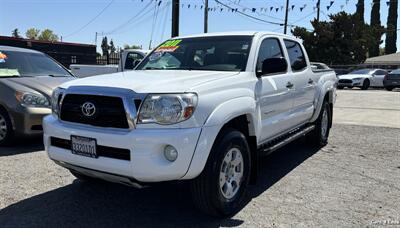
[190,128,251,217]
[361,79,370,90]
[308,101,331,147]
[0,109,14,146]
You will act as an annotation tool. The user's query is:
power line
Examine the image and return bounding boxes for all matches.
[64,0,114,38]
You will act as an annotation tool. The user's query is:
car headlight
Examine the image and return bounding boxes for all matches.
[137,93,198,125]
[15,91,50,108]
[51,87,66,116]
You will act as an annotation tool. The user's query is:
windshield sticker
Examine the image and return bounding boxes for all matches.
[0,52,7,63]
[0,69,20,77]
[149,52,163,61]
[155,39,182,52]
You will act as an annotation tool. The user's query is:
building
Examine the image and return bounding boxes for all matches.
[364,52,400,70]
[0,36,96,68]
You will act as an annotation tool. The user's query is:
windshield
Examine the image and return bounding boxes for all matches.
[0,50,72,78]
[350,69,373,75]
[390,69,400,74]
[136,36,253,72]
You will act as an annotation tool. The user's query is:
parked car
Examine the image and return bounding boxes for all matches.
[0,46,74,145]
[70,49,150,77]
[44,32,337,217]
[383,69,400,91]
[337,68,388,90]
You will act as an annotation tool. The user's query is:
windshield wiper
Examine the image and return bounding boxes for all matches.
[143,67,165,70]
[48,74,69,77]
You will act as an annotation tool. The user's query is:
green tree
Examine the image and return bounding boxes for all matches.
[369,0,384,57]
[25,28,40,40]
[292,12,376,65]
[38,29,59,42]
[101,36,109,56]
[356,0,364,22]
[123,44,141,50]
[385,0,398,54]
[109,39,116,54]
[11,28,21,38]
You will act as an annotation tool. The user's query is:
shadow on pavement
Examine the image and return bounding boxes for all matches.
[0,139,320,227]
[0,137,44,157]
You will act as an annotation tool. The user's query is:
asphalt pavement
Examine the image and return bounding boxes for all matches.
[0,89,399,227]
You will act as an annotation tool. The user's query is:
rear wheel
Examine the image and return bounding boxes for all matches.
[190,128,251,217]
[0,109,14,146]
[361,79,370,90]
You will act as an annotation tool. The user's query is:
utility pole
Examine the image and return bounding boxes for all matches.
[204,0,208,33]
[316,0,321,22]
[171,0,179,37]
[283,0,289,34]
[95,32,98,45]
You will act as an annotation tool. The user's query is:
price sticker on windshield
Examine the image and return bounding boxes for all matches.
[155,39,182,52]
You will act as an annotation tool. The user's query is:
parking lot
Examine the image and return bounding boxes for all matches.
[0,89,399,227]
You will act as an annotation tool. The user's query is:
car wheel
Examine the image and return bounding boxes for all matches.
[348,86,354,89]
[308,101,331,147]
[385,86,393,91]
[190,128,251,217]
[70,170,98,182]
[361,79,370,90]
[337,86,344,89]
[0,108,14,146]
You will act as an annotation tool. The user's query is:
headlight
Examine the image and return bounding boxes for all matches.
[137,93,198,125]
[15,91,50,108]
[51,87,65,116]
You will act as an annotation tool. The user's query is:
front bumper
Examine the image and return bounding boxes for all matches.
[9,106,51,137]
[43,115,202,182]
[337,80,362,87]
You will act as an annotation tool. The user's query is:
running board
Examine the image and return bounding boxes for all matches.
[258,125,315,155]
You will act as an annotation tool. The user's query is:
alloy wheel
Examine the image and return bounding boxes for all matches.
[219,147,244,200]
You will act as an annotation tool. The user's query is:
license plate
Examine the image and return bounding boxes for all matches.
[71,136,97,158]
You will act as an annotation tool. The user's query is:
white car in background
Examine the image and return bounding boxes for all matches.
[337,69,388,90]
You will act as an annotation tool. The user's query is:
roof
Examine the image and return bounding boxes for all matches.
[174,31,300,41]
[0,36,96,48]
[364,52,400,65]
[0,45,42,54]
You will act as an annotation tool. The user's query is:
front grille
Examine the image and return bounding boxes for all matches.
[60,94,129,129]
[339,79,352,83]
[50,137,131,161]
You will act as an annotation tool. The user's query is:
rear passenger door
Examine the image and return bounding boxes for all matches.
[256,37,294,142]
[284,39,315,125]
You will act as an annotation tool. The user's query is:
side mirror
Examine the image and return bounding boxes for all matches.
[256,57,288,77]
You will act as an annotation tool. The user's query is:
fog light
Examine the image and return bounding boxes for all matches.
[164,145,178,162]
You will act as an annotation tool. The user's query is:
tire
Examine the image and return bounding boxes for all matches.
[385,86,394,91]
[0,108,14,146]
[308,101,331,147]
[361,79,370,90]
[337,86,344,89]
[70,170,97,182]
[190,128,251,217]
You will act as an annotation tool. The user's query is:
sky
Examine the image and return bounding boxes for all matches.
[0,0,399,53]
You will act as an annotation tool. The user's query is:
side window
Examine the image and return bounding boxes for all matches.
[284,40,307,71]
[257,38,284,73]
[125,53,143,70]
[375,70,386,75]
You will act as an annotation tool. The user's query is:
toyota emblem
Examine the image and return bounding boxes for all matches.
[81,102,96,117]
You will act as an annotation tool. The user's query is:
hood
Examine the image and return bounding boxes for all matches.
[338,74,370,80]
[5,76,73,96]
[60,70,241,93]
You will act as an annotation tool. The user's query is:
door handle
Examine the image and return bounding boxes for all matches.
[308,78,314,84]
[286,81,294,89]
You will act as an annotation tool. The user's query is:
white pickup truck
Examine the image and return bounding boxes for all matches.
[44,31,337,217]
[70,49,150,77]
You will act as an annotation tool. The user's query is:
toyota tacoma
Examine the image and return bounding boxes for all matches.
[44,32,337,217]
